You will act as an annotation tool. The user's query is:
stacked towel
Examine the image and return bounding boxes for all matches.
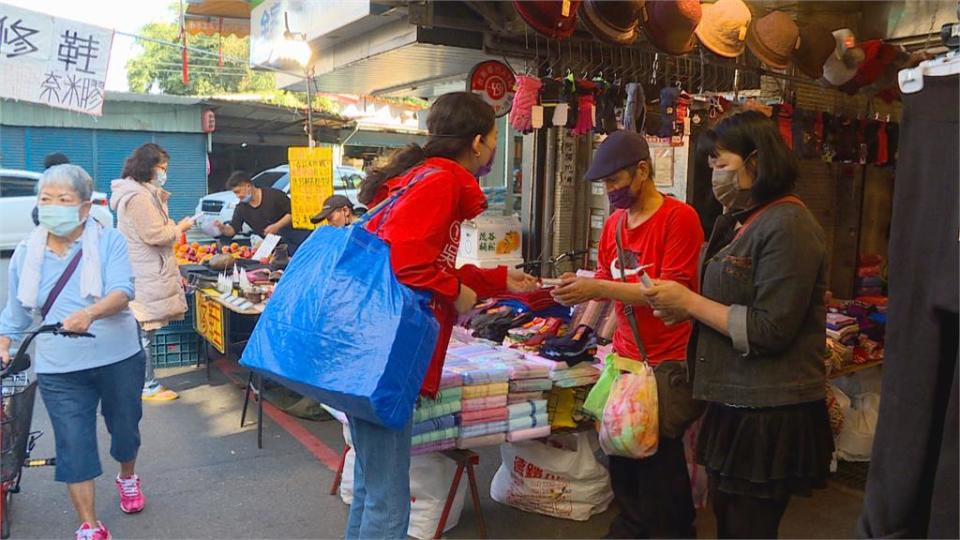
[508,391,547,403]
[411,439,456,456]
[412,414,458,436]
[412,427,460,447]
[461,395,508,412]
[507,426,552,442]
[460,407,508,425]
[461,382,509,399]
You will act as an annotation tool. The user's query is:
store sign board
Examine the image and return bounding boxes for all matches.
[195,292,226,354]
[467,60,516,118]
[288,146,334,230]
[0,5,113,115]
[251,0,312,69]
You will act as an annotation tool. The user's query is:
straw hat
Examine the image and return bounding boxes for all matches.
[695,0,752,58]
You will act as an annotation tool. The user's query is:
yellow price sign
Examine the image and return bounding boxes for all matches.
[288,146,334,230]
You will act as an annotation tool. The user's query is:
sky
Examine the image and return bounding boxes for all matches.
[2,0,176,91]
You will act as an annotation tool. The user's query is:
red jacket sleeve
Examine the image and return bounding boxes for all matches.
[455,265,508,299]
[376,173,462,303]
[660,204,705,293]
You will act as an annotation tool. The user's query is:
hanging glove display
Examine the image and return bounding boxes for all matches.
[573,80,597,136]
[659,86,681,138]
[509,75,543,134]
[775,102,795,149]
[564,74,580,130]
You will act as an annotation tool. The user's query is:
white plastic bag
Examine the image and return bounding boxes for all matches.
[490,432,613,521]
[837,392,880,461]
[338,425,467,540]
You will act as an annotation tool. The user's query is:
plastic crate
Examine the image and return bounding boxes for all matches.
[149,329,203,368]
[166,292,196,331]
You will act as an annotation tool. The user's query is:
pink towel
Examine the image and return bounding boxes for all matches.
[411,439,456,456]
[508,391,545,403]
[460,407,508,426]
[506,426,551,442]
[461,395,508,412]
[456,433,506,449]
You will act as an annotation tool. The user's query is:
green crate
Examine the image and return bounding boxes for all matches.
[149,329,203,368]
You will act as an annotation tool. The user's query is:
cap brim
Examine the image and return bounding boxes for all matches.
[310,210,333,224]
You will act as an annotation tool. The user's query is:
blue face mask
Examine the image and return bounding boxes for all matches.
[38,204,83,237]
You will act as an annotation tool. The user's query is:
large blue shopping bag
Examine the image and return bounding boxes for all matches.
[241,171,441,429]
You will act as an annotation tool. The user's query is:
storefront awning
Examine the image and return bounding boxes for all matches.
[185,0,252,37]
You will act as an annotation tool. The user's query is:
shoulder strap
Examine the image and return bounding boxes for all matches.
[358,168,441,233]
[42,248,83,319]
[733,195,805,241]
[615,212,649,364]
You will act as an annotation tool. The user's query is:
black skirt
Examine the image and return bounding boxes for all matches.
[696,400,835,500]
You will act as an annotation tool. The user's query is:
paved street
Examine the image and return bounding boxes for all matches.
[1,254,866,539]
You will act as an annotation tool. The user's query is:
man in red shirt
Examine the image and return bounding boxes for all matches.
[553,130,705,539]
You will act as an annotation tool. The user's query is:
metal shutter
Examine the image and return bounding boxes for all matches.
[0,126,26,170]
[23,127,96,177]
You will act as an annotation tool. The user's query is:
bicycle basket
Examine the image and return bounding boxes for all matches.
[1,381,38,483]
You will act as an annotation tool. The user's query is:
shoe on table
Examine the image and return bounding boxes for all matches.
[76,521,112,540]
[116,474,147,514]
[142,383,178,401]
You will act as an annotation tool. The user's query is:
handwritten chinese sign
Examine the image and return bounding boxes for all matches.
[0,5,113,115]
[288,146,334,230]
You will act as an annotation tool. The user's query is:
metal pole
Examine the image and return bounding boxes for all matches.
[306,68,315,148]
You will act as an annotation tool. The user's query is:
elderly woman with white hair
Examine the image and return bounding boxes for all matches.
[0,164,147,540]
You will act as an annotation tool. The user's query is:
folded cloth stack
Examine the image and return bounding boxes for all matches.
[508,399,548,419]
[411,439,456,456]
[826,324,860,346]
[457,432,506,449]
[460,407,508,426]
[412,414,458,436]
[508,413,549,432]
[525,354,602,388]
[413,386,463,422]
[412,427,460,447]
[826,313,858,331]
[509,378,553,392]
[507,400,550,439]
[459,420,508,440]
[509,391,547,403]
[461,395,508,412]
[461,382,508,399]
[507,426,552,443]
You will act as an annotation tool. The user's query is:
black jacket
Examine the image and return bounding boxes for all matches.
[689,200,828,407]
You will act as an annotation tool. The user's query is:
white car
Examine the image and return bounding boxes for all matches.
[0,168,114,252]
[194,165,366,234]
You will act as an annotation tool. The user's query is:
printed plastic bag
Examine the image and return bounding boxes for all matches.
[599,359,659,458]
[583,354,618,418]
[491,432,613,521]
[340,443,467,539]
[241,202,440,429]
[837,392,880,462]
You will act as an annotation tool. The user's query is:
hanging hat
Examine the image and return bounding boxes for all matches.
[641,0,702,55]
[695,0,752,58]
[513,0,583,40]
[822,29,865,86]
[581,0,645,46]
[793,23,836,79]
[745,10,800,69]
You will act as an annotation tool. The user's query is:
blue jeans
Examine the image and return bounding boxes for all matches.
[37,351,146,483]
[345,415,413,539]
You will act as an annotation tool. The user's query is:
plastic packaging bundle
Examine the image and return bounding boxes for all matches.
[509,75,543,133]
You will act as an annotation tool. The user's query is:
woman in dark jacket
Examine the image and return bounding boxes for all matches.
[641,111,833,538]
[345,92,537,539]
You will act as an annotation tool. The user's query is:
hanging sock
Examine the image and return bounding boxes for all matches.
[573,80,597,136]
[776,102,794,149]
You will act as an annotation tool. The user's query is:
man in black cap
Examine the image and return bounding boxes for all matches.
[551,130,706,539]
[311,194,356,228]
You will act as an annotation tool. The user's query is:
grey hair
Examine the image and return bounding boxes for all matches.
[38,164,94,201]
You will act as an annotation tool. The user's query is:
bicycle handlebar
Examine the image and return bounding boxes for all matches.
[1,323,95,378]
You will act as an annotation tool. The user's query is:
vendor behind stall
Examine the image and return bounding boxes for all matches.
[213,171,309,254]
[310,194,356,227]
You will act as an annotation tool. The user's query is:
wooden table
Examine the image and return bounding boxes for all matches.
[829,360,883,379]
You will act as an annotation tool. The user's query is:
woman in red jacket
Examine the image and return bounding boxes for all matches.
[346,92,537,539]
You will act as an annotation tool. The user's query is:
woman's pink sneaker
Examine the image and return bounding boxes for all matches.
[75,521,112,540]
[115,474,146,513]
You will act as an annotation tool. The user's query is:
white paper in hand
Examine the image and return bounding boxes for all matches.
[252,234,282,260]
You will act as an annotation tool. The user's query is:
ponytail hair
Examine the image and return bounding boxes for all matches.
[359,92,496,205]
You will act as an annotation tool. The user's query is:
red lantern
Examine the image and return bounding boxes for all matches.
[202,110,216,133]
